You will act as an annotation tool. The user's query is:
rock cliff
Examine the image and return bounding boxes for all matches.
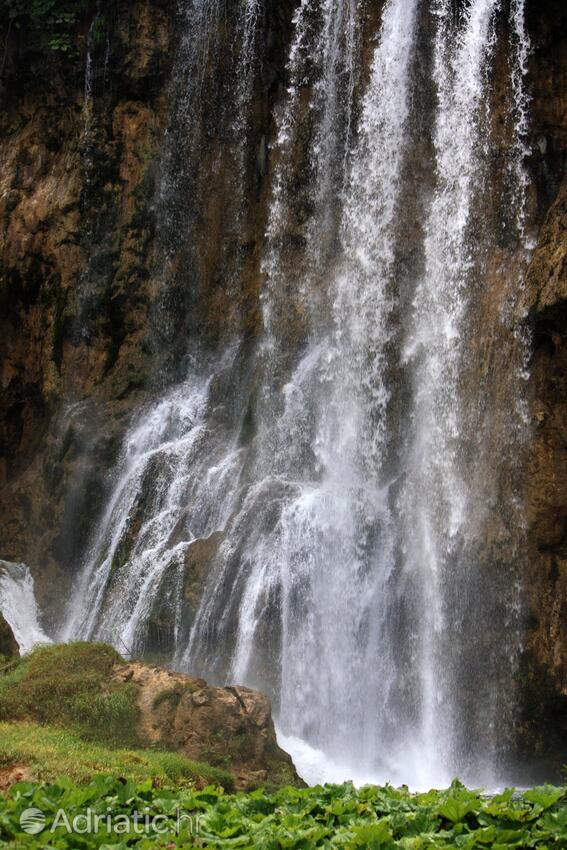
[513,0,567,772]
[0,0,178,621]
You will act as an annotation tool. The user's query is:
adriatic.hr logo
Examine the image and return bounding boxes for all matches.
[19,808,46,834]
[18,805,204,837]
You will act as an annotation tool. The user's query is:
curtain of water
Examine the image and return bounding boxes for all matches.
[398,0,504,785]
[63,0,531,787]
[200,0,421,776]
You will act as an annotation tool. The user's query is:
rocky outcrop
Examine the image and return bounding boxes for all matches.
[112,661,301,790]
[0,642,301,789]
[0,615,18,659]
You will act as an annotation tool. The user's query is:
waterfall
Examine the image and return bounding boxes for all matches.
[63,0,532,787]
[62,0,264,653]
[200,0,421,778]
[61,356,246,652]
[398,0,505,785]
[0,562,51,654]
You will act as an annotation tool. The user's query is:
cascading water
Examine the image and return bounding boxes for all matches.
[62,0,264,653]
[61,358,246,651]
[192,0,422,782]
[62,0,532,788]
[0,562,51,654]
[397,0,515,785]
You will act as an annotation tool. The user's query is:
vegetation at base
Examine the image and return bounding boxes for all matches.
[0,642,139,746]
[1,777,567,848]
[0,722,233,792]
[0,0,95,55]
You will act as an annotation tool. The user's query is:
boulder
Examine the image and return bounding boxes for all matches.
[112,662,302,790]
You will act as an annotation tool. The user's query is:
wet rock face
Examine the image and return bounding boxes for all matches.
[518,177,567,772]
[112,662,301,790]
[525,0,567,209]
[0,0,177,621]
[510,0,567,774]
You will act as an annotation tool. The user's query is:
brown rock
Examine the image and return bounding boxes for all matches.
[111,661,301,790]
[516,171,567,771]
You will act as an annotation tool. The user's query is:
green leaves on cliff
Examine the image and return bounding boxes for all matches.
[1,0,93,53]
[2,777,567,848]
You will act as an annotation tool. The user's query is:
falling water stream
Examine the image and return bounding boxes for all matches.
[0,562,52,654]
[56,0,532,788]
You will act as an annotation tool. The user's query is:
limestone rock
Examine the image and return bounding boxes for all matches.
[112,661,301,790]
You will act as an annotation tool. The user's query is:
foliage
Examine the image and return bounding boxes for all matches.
[1,776,567,848]
[0,0,94,53]
[0,643,139,745]
[0,722,234,791]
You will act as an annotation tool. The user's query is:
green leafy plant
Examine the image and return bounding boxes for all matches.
[1,776,567,848]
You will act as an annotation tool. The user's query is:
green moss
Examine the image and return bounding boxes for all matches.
[0,642,139,745]
[0,721,234,790]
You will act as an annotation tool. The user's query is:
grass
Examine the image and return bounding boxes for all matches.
[0,721,234,790]
[0,642,139,745]
[0,644,235,794]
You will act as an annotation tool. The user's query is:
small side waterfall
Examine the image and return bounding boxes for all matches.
[63,0,532,787]
[0,562,51,654]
